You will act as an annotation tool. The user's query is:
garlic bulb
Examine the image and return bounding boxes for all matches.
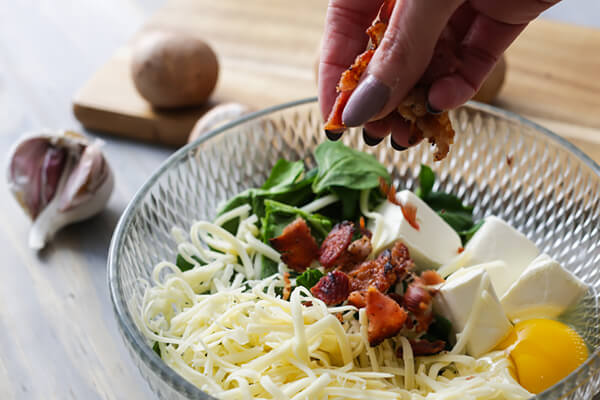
[7,130,114,250]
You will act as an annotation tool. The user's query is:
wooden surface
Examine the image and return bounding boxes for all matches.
[73,1,600,148]
[1,1,600,399]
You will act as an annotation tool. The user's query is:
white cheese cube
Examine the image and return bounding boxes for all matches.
[462,216,539,287]
[447,261,516,298]
[501,254,588,322]
[434,268,512,357]
[368,190,462,269]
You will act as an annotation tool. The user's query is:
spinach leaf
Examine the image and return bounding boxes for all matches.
[217,165,317,234]
[329,186,361,221]
[423,314,453,350]
[176,254,203,271]
[261,199,333,243]
[260,255,279,279]
[416,165,435,198]
[296,268,324,290]
[459,220,484,243]
[261,159,304,190]
[312,141,390,194]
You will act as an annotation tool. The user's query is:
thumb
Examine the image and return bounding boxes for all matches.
[342,0,464,127]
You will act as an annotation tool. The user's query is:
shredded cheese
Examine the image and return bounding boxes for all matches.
[140,204,531,399]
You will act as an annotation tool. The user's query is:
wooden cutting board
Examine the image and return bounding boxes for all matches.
[73,0,600,150]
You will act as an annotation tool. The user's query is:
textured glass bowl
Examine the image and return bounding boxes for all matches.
[108,98,600,400]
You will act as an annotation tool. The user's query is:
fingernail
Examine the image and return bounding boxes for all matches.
[342,74,390,127]
[426,100,443,115]
[325,129,344,141]
[390,137,407,151]
[362,128,383,146]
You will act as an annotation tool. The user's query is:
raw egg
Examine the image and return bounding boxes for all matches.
[496,319,588,394]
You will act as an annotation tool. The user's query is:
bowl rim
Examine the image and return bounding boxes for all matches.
[107,97,600,399]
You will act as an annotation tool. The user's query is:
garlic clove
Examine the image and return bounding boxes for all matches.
[7,130,114,250]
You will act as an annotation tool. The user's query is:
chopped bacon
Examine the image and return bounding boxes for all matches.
[311,270,351,306]
[323,0,455,161]
[270,218,319,272]
[343,235,372,270]
[349,241,413,294]
[319,221,355,268]
[347,290,366,308]
[282,272,291,301]
[379,178,420,230]
[403,281,435,333]
[366,286,408,346]
[420,270,445,285]
[398,339,446,357]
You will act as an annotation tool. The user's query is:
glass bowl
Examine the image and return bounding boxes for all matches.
[108,98,600,400]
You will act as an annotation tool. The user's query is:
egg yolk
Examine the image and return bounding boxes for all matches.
[496,319,588,394]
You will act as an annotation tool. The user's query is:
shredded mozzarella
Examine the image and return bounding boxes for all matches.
[140,204,531,399]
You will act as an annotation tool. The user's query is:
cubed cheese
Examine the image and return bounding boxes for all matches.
[447,260,516,298]
[461,216,539,286]
[434,268,512,357]
[501,254,588,322]
[368,190,462,269]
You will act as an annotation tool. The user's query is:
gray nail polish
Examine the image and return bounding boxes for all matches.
[342,75,390,127]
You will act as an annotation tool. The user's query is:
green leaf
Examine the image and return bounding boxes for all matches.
[459,220,484,243]
[176,254,203,272]
[439,211,474,233]
[424,192,474,213]
[152,342,162,357]
[312,141,390,194]
[217,168,317,234]
[261,199,333,243]
[260,255,279,279]
[416,164,435,198]
[425,314,453,350]
[330,186,361,221]
[296,268,324,290]
[261,159,304,190]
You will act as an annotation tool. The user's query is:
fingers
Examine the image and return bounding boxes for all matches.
[470,0,561,25]
[362,112,411,150]
[428,15,526,110]
[318,0,383,122]
[342,0,464,127]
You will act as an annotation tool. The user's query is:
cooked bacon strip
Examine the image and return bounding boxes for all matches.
[311,270,351,306]
[270,218,318,272]
[344,235,372,268]
[323,0,456,161]
[347,290,366,308]
[366,286,408,346]
[379,178,420,230]
[319,221,355,268]
[398,338,446,357]
[421,270,444,285]
[282,272,292,301]
[349,241,413,294]
[403,281,435,333]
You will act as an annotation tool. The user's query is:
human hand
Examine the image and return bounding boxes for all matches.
[318,0,561,148]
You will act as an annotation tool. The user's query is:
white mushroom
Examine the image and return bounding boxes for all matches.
[7,130,114,250]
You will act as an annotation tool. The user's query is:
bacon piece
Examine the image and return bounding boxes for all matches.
[379,178,419,230]
[350,241,413,293]
[337,50,375,92]
[398,339,446,357]
[282,272,291,301]
[403,281,435,333]
[324,91,352,131]
[270,218,319,272]
[421,270,444,285]
[342,235,372,271]
[311,270,351,305]
[319,221,355,268]
[366,286,408,346]
[348,291,366,308]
